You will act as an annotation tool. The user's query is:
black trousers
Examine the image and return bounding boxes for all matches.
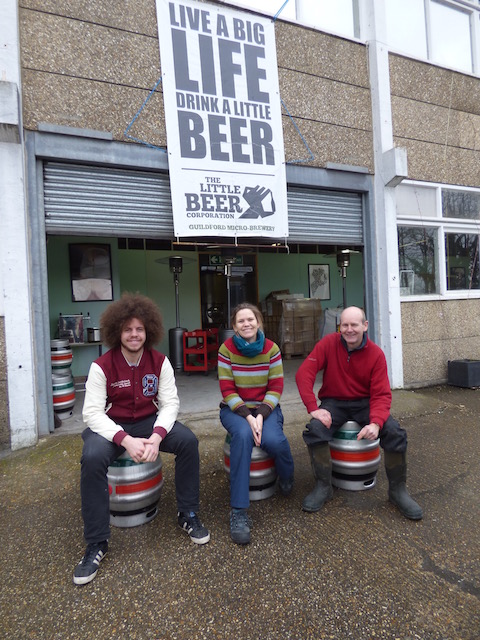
[302,398,407,453]
[80,416,200,544]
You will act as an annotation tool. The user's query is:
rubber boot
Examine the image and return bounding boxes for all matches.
[385,451,423,520]
[302,443,333,512]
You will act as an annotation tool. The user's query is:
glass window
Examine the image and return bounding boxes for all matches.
[398,226,438,295]
[298,0,357,38]
[430,1,473,74]
[386,0,428,59]
[442,189,480,220]
[228,1,297,20]
[445,233,480,290]
[398,184,480,297]
[385,0,478,75]
[396,184,437,218]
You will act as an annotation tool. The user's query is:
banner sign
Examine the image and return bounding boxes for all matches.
[156,0,288,238]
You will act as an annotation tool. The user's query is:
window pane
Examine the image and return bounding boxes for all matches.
[445,233,480,290]
[398,226,438,295]
[396,184,437,218]
[386,0,428,59]
[430,1,472,73]
[226,1,296,20]
[298,0,355,38]
[442,189,480,220]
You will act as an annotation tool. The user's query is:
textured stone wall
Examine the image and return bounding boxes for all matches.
[392,54,480,386]
[276,23,372,169]
[390,54,480,188]
[0,317,11,451]
[401,300,480,387]
[19,1,373,171]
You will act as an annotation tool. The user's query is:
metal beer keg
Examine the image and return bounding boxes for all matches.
[51,374,76,419]
[50,339,73,375]
[330,421,381,491]
[223,434,277,500]
[51,339,75,420]
[108,452,164,527]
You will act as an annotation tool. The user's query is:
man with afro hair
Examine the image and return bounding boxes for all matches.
[73,293,210,586]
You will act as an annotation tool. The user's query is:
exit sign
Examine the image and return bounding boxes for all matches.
[209,255,244,266]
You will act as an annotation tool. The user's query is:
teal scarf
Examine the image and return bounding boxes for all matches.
[233,330,265,357]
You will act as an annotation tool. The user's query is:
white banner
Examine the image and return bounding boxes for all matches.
[156,0,288,239]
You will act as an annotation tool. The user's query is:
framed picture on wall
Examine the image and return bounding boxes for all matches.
[69,243,113,302]
[308,264,330,300]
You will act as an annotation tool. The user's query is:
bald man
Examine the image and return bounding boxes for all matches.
[296,306,422,520]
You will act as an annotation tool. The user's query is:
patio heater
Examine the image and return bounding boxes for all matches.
[156,255,192,371]
[337,249,350,309]
[218,247,237,345]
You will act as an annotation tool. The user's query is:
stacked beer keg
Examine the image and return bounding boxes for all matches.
[50,339,76,420]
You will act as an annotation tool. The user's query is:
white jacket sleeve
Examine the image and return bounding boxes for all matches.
[82,362,124,442]
[153,357,179,434]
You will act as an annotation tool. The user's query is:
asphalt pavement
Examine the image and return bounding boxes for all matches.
[0,364,479,639]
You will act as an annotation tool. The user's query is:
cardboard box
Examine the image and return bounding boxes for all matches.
[262,297,323,357]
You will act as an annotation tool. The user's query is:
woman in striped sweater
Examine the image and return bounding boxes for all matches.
[218,302,294,544]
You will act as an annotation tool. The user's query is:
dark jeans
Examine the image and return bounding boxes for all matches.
[302,398,407,453]
[80,416,200,544]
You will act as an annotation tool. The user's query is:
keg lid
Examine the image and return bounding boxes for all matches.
[335,421,361,439]
[51,339,70,349]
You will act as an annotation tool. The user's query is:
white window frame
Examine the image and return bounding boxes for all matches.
[223,1,480,76]
[218,0,363,42]
[387,0,480,76]
[397,180,480,301]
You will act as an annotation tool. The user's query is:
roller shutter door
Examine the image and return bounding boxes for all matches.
[43,162,173,237]
[287,186,363,245]
[44,162,363,244]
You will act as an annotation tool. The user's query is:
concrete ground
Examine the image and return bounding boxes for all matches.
[1,360,479,639]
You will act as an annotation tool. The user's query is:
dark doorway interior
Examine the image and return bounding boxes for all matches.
[199,253,257,329]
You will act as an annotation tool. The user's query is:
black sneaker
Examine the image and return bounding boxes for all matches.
[178,512,210,544]
[230,508,252,545]
[73,541,108,585]
[278,475,294,496]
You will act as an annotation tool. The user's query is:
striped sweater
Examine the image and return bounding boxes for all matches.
[218,336,284,418]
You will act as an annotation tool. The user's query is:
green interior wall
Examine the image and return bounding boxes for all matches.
[257,251,365,311]
[47,238,201,376]
[47,237,120,377]
[118,248,202,348]
[47,237,364,377]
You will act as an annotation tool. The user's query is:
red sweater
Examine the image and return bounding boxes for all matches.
[295,332,392,428]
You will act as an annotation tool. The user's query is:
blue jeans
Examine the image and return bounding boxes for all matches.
[220,405,294,509]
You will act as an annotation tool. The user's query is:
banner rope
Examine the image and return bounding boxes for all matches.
[281,98,315,164]
[123,77,167,152]
[273,0,292,22]
[272,2,316,163]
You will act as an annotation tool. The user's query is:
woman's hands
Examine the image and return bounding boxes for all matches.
[246,413,263,446]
